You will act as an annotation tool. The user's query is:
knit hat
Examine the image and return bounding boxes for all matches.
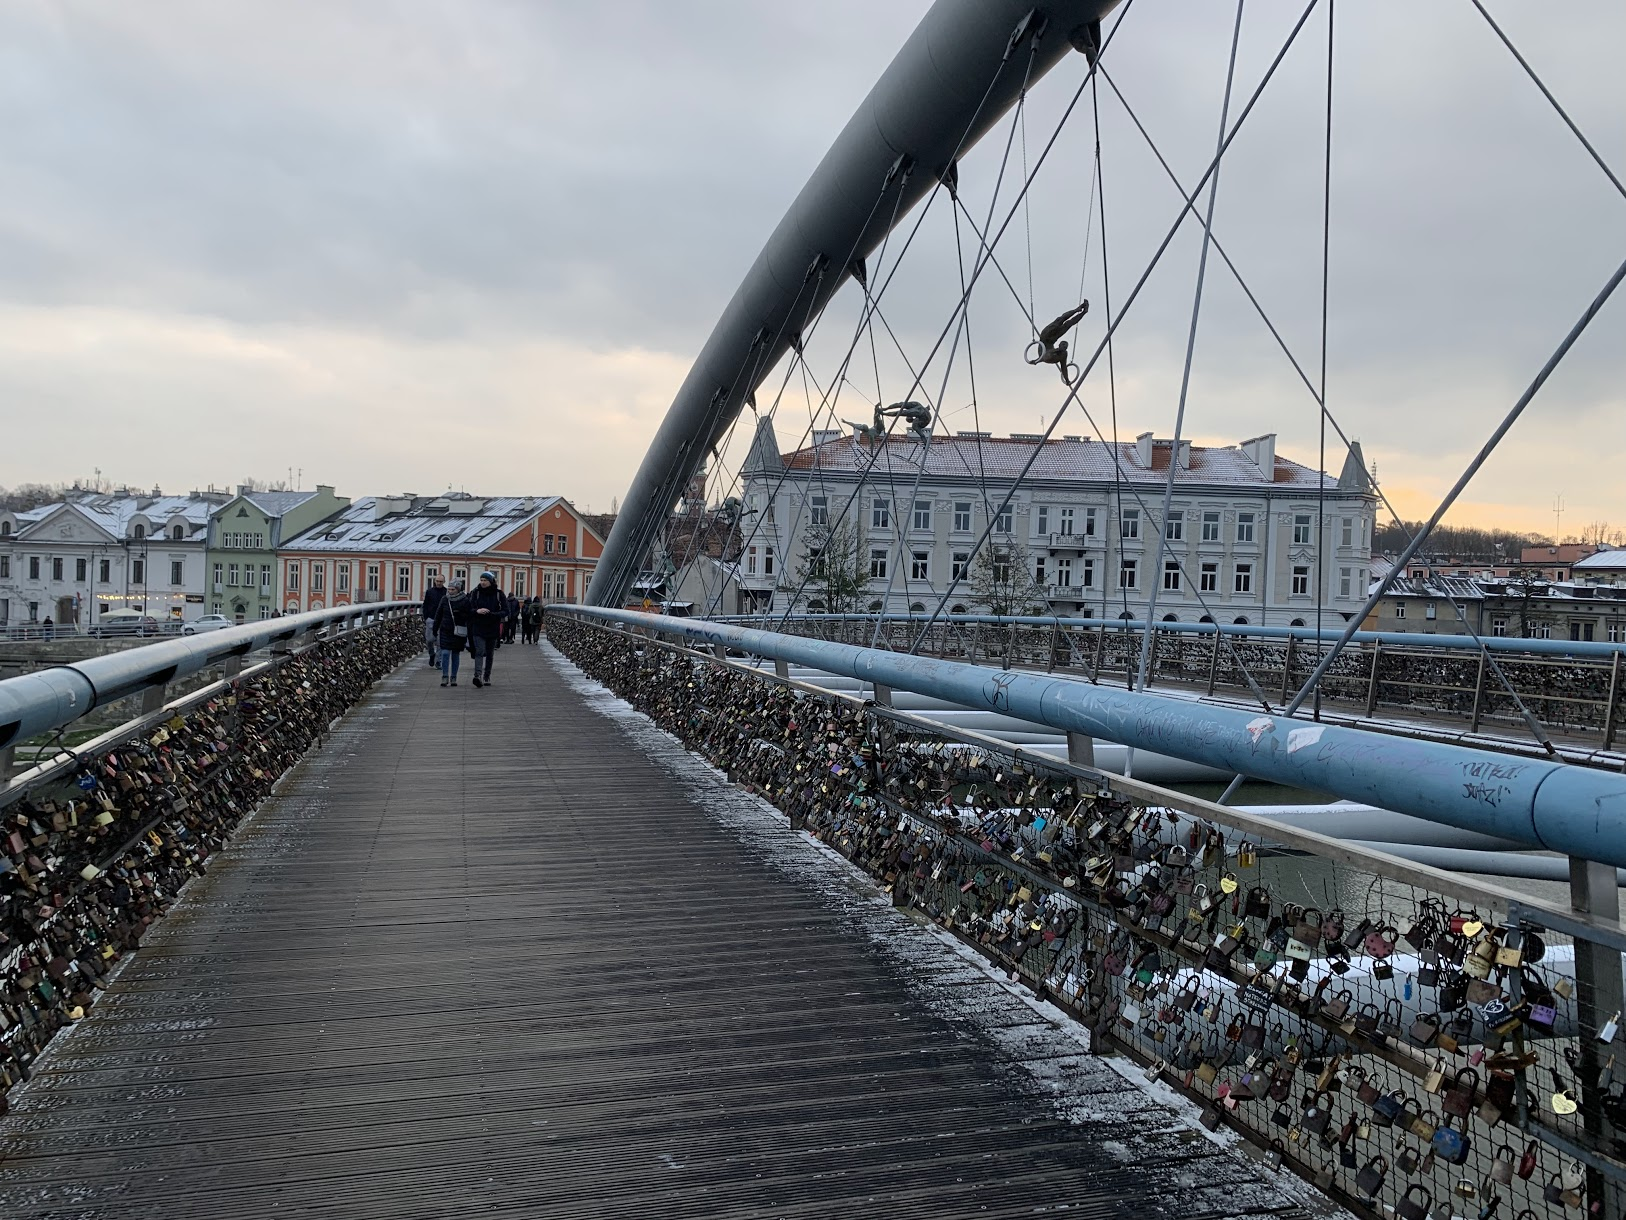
[450,578,466,591]
[479,570,497,583]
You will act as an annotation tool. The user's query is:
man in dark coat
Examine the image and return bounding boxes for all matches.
[421,576,447,667]
[504,591,520,644]
[466,571,505,687]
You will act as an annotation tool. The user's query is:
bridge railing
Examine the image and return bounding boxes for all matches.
[714,614,1626,753]
[549,607,1626,1219]
[0,606,421,1112]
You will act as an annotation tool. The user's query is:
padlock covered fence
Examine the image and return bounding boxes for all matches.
[548,609,1626,1220]
[717,614,1626,758]
[0,610,422,1112]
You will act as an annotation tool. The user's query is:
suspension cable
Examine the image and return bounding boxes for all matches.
[1313,0,1333,715]
[1132,0,1245,701]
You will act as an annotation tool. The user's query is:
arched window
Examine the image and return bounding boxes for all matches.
[1233,616,1250,625]
[133,523,146,540]
[909,602,925,613]
[0,521,11,537]
[172,525,185,540]
[1162,613,1178,622]
[1290,618,1306,627]
[867,600,883,612]
[950,604,967,614]
[1118,611,1134,620]
[1199,615,1214,624]
[807,600,825,612]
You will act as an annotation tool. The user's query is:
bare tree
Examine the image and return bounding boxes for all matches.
[783,520,868,613]
[969,538,1047,616]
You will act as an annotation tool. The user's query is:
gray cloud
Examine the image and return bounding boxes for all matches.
[1,0,1620,529]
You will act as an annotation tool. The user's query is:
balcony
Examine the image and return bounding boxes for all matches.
[1044,533,1095,550]
[1045,583,1094,601]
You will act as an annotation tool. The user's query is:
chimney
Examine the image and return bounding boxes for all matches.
[1134,431,1154,467]
[1238,434,1277,477]
[1176,439,1192,470]
[316,484,334,495]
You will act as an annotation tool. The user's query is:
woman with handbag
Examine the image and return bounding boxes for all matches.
[466,571,506,687]
[433,578,470,687]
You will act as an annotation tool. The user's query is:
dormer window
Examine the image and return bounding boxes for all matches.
[172,525,185,540]
[133,523,146,540]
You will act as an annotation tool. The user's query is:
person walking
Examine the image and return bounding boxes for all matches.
[504,591,520,644]
[467,571,505,687]
[522,596,542,645]
[433,578,470,686]
[421,576,447,668]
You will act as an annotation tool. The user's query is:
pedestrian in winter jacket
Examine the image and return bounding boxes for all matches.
[466,571,506,687]
[433,580,469,686]
[421,577,447,667]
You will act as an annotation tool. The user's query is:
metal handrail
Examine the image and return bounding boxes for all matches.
[552,606,1626,870]
[0,603,418,749]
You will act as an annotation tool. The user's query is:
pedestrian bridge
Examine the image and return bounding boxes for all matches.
[0,637,1333,1219]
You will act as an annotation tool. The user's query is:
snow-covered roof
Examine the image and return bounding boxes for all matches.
[282,495,564,555]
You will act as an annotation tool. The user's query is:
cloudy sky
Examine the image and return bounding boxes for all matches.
[3,1,1621,537]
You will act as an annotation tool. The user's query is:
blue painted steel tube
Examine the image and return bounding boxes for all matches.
[0,604,410,749]
[557,607,1626,869]
[712,612,1626,660]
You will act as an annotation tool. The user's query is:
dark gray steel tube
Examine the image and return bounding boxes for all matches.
[589,0,1121,607]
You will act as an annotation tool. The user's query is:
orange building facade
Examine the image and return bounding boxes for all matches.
[278,494,602,613]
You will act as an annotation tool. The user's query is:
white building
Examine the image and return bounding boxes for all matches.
[0,488,227,631]
[736,420,1377,626]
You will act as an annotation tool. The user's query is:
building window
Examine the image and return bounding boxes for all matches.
[1200,562,1218,592]
[1394,602,1406,619]
[133,524,146,540]
[994,505,1012,534]
[1058,507,1074,536]
[261,564,273,592]
[75,557,88,581]
[913,500,932,531]
[809,547,827,579]
[1292,565,1311,595]
[287,562,300,592]
[212,601,222,614]
[1492,617,1508,637]
[1120,559,1138,589]
[513,571,525,596]
[543,534,554,554]
[953,502,972,533]
[1121,508,1140,540]
[745,547,757,575]
[132,559,145,584]
[1293,514,1314,545]
[1083,507,1098,537]
[872,498,890,530]
[558,536,568,556]
[1426,601,1437,620]
[1341,518,1354,547]
[310,562,325,593]
[397,564,412,595]
[1162,560,1181,591]
[336,562,351,593]
[1201,512,1221,543]
[1165,511,1183,542]
[991,551,1011,584]
[763,546,775,577]
[227,563,239,587]
[1339,568,1352,598]
[951,551,969,581]
[170,560,184,586]
[911,551,930,580]
[0,557,8,578]
[1608,622,1624,643]
[1236,512,1255,544]
[258,606,272,620]
[1034,557,1048,586]
[1080,557,1095,588]
[1234,563,1253,594]
[28,601,38,621]
[99,559,111,583]
[1533,621,1552,639]
[52,557,64,581]
[810,495,828,527]
[869,549,888,579]
[172,525,185,541]
[366,564,380,593]
[28,557,39,580]
[1055,558,1070,588]
[1034,505,1049,535]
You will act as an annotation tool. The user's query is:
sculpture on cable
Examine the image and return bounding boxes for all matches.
[1025,300,1089,384]
[846,400,933,448]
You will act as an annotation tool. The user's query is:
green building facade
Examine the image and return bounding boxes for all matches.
[205,486,349,621]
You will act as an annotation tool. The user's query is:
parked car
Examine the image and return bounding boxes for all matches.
[97,611,161,637]
[182,614,234,635]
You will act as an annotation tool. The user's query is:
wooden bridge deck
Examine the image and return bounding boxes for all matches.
[0,644,1331,1220]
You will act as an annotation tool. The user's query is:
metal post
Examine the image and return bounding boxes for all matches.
[872,684,894,708]
[1206,630,1222,696]
[0,746,13,785]
[968,622,982,664]
[1144,625,1159,690]
[773,657,789,680]
[712,642,728,661]
[1568,857,1626,1219]
[1046,622,1061,673]
[1068,731,1096,799]
[140,684,167,715]
[1365,641,1383,716]
[1003,624,1015,670]
[1604,651,1622,752]
[1091,627,1105,684]
[1280,634,1296,704]
[1469,650,1488,733]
